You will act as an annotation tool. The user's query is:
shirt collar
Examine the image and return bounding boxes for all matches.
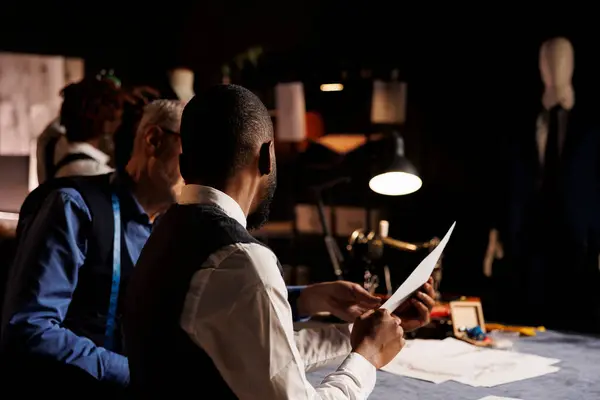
[111,172,151,225]
[55,136,111,165]
[178,184,247,228]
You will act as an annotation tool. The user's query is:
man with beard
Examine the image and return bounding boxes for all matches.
[124,85,433,399]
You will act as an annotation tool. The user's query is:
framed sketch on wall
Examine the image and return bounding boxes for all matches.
[0,52,83,209]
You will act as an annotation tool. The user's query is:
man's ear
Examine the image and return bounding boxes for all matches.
[258,141,273,176]
[145,126,164,156]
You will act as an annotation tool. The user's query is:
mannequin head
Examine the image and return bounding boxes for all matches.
[539,37,575,110]
[167,68,195,103]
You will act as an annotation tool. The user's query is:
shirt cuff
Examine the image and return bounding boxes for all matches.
[102,351,130,386]
[287,285,308,322]
[338,352,377,394]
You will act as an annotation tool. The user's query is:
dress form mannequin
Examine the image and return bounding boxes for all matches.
[485,37,600,333]
[484,37,575,276]
[167,68,195,102]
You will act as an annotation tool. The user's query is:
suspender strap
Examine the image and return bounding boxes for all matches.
[104,193,122,350]
[52,153,95,177]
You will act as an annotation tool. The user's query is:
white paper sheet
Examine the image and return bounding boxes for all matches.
[381,222,456,311]
[382,338,478,384]
[458,342,559,385]
[381,337,561,388]
[454,349,560,387]
[479,397,523,400]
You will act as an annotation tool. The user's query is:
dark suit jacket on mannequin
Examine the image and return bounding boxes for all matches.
[492,105,600,333]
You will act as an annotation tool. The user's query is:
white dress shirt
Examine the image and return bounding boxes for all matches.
[53,135,113,179]
[178,185,377,399]
[36,119,114,184]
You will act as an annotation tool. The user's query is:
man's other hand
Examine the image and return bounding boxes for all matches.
[394,277,435,332]
[297,281,381,322]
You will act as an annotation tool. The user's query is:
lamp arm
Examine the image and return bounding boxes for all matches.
[325,236,344,280]
[395,134,405,156]
[314,188,344,280]
[315,192,331,237]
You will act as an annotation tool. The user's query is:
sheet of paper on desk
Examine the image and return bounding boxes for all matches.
[478,397,523,400]
[381,338,478,384]
[456,363,560,388]
[453,347,559,387]
[381,338,560,387]
[381,221,456,312]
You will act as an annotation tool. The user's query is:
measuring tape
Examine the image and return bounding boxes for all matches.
[104,193,122,350]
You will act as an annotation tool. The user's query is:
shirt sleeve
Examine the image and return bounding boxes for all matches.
[1,189,129,386]
[287,287,353,372]
[180,243,376,399]
[294,324,353,372]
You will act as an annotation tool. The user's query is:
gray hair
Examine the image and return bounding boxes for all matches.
[137,99,185,135]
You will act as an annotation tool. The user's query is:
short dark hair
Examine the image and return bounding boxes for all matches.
[60,78,123,142]
[180,84,273,186]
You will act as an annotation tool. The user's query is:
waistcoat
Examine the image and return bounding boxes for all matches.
[125,204,281,398]
[11,174,134,353]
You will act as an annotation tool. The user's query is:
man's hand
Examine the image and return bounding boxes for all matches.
[393,277,436,332]
[297,281,381,322]
[351,309,405,369]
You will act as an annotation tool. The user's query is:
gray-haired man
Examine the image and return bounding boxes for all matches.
[1,100,185,393]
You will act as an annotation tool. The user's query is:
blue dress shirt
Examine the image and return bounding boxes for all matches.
[288,285,309,321]
[0,176,151,386]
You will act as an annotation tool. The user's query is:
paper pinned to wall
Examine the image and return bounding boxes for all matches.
[381,221,456,311]
[371,80,407,124]
[0,52,70,155]
[0,100,28,155]
[275,82,306,142]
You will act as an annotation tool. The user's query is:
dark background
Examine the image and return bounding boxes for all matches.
[1,3,599,297]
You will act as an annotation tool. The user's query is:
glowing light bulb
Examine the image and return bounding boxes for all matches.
[369,171,422,196]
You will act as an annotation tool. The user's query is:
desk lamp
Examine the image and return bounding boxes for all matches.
[368,132,422,196]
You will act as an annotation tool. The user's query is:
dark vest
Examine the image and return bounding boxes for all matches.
[125,204,279,398]
[8,174,134,354]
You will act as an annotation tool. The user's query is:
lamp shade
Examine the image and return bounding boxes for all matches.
[368,133,422,196]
